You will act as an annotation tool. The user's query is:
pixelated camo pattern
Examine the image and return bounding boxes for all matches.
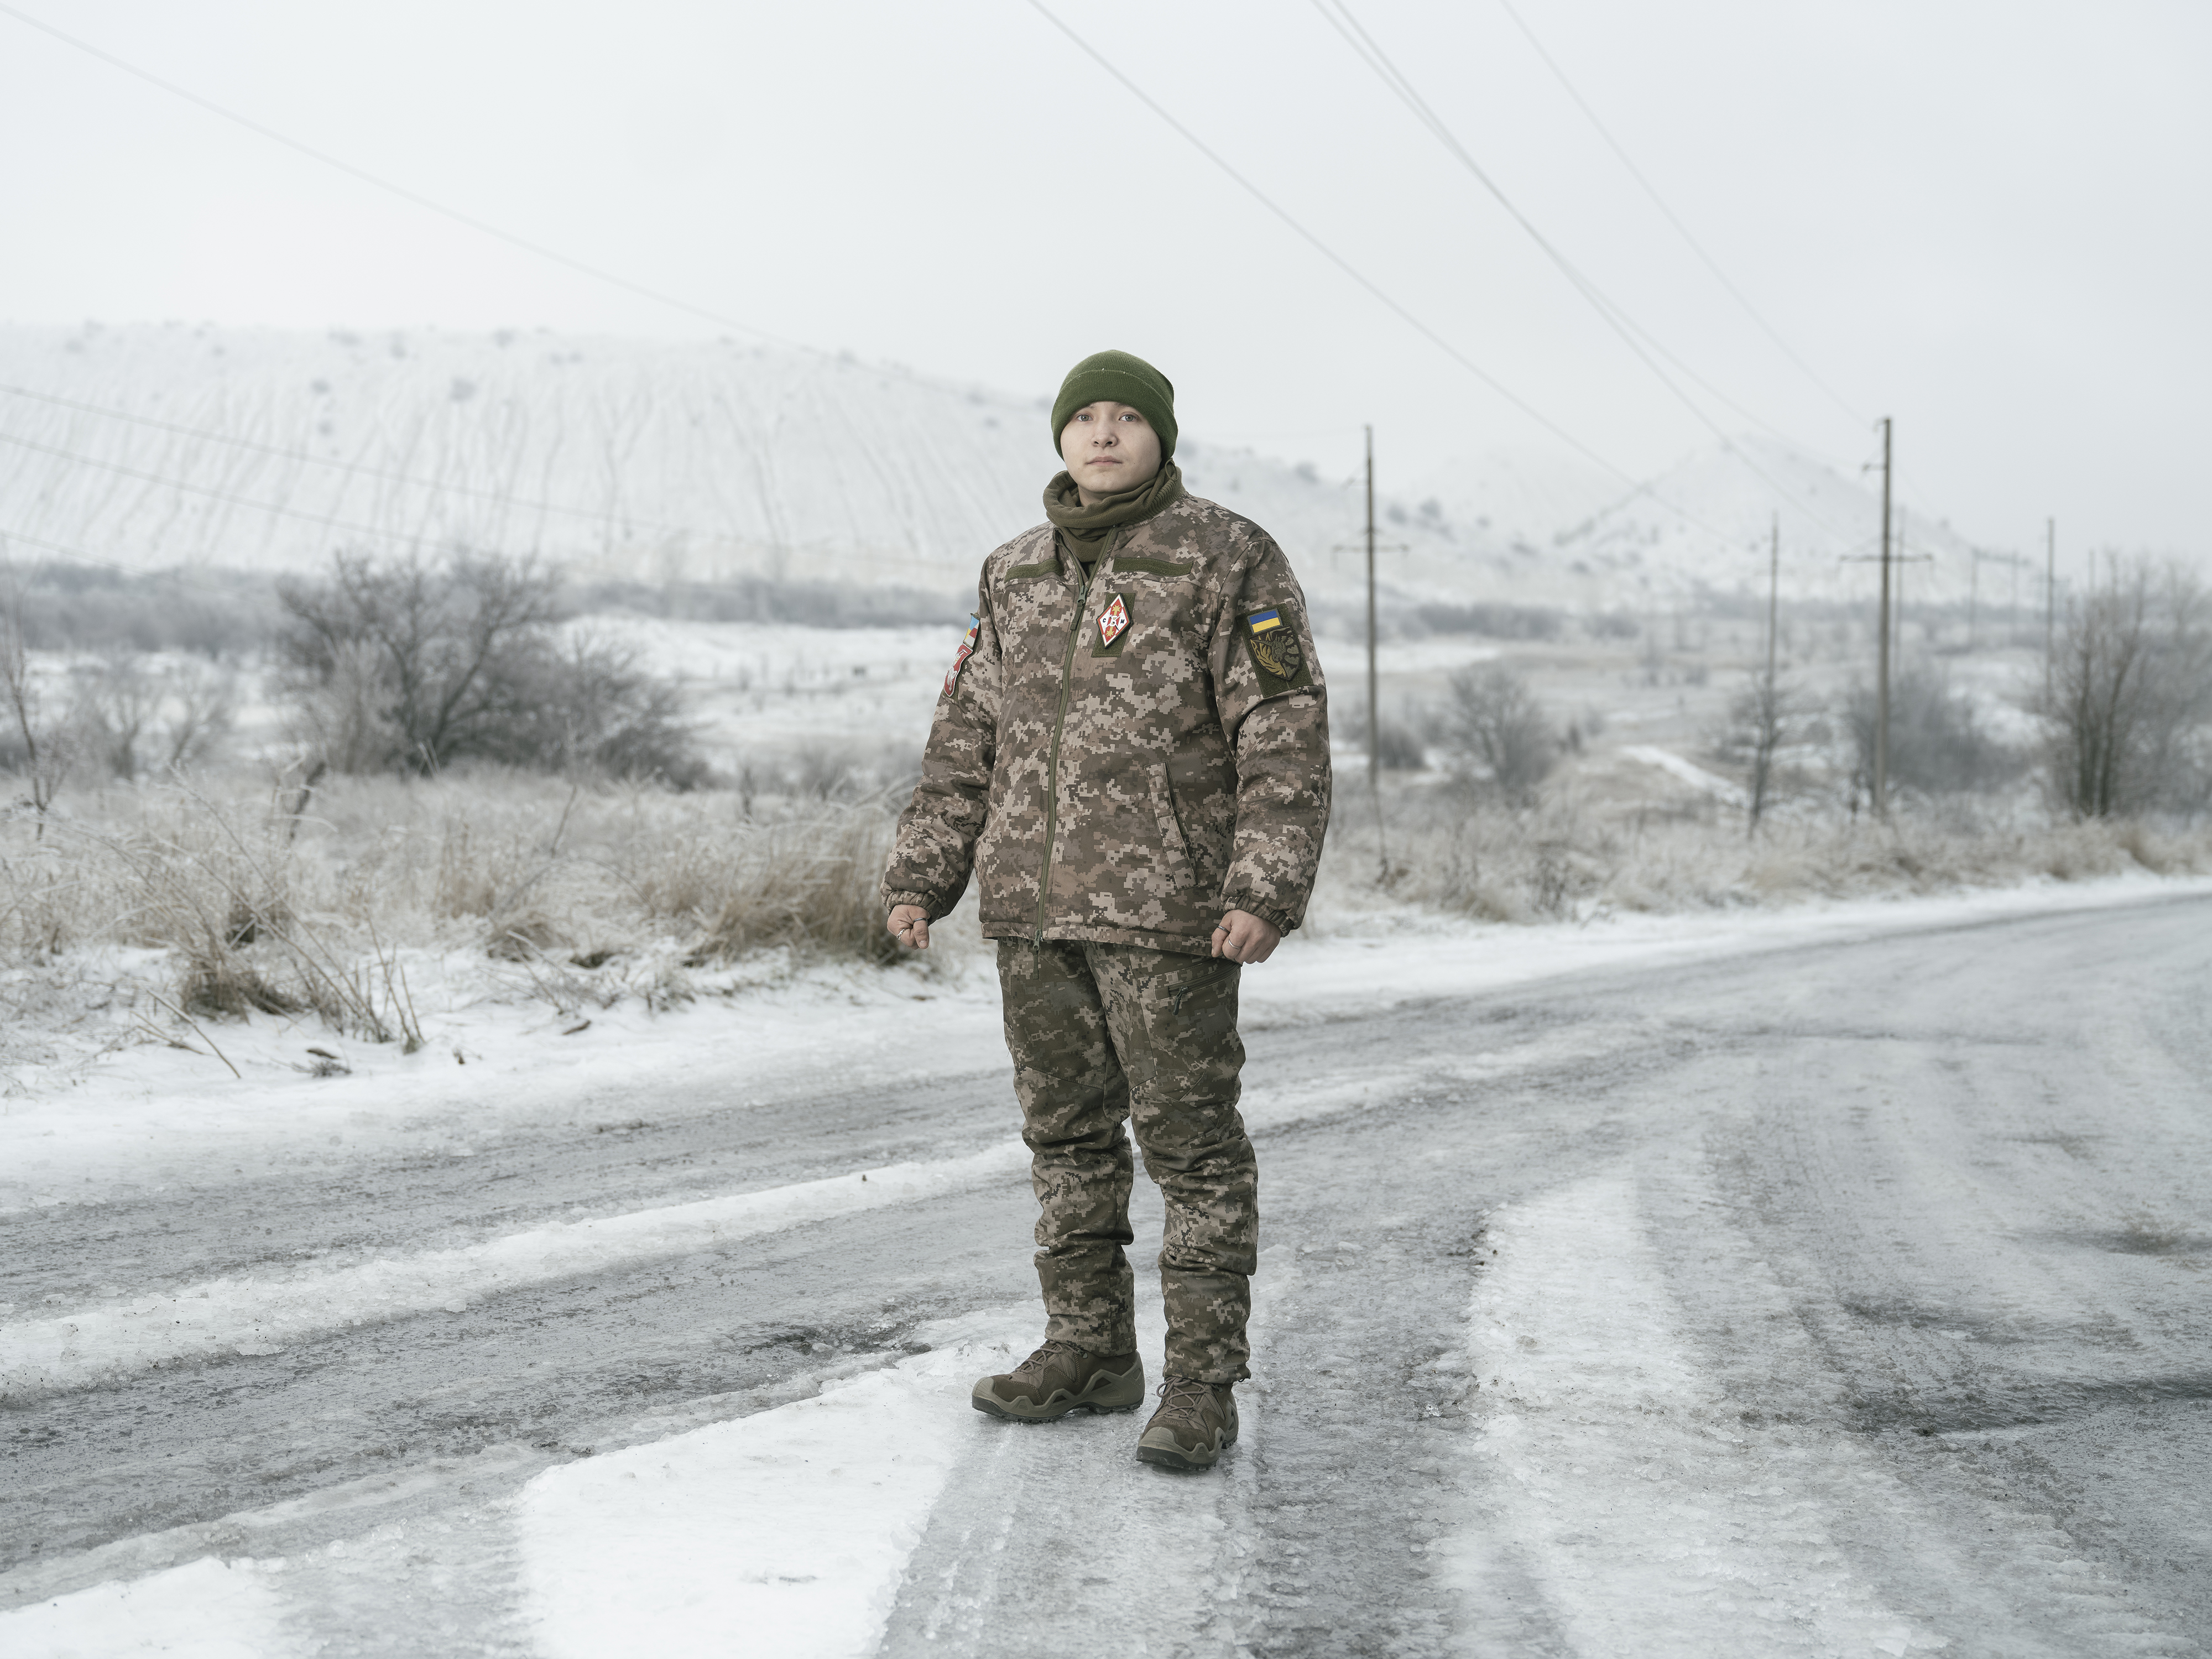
[883,493,1333,954]
[998,938,1258,1384]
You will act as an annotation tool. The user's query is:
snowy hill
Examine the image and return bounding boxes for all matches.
[1547,436,1984,610]
[0,324,1974,621]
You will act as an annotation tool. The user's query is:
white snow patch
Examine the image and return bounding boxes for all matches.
[519,1314,1015,1659]
[0,1556,296,1658]
[1447,1175,1950,1657]
[1620,743,1750,806]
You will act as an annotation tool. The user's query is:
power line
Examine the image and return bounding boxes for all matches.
[1493,0,1865,427]
[0,425,468,552]
[1305,0,1854,542]
[1022,0,1636,481]
[0,380,686,536]
[0,2,808,358]
[1018,0,1755,552]
[4,0,1791,564]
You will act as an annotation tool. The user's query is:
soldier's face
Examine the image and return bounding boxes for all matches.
[1060,401,1162,503]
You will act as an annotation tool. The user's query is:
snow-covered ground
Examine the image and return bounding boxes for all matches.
[5,873,2210,1655]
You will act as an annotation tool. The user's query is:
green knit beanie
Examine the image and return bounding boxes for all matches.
[1051,349,1177,461]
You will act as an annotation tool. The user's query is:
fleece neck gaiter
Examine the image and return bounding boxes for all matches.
[1043,461,1187,568]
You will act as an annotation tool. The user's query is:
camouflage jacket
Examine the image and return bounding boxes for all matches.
[882,493,1332,956]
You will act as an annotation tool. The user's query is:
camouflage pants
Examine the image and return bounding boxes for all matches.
[996,938,1258,1384]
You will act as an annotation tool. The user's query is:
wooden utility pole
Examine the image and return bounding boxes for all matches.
[1766,512,1780,688]
[1969,548,2026,652]
[1365,424,1379,791]
[1874,417,1893,818]
[2044,517,2057,703]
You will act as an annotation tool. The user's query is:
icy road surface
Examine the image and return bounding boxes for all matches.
[3,887,2209,1657]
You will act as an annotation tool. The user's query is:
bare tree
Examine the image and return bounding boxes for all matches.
[279,550,565,774]
[64,655,238,780]
[2038,559,2212,818]
[1442,666,1558,803]
[289,639,405,775]
[69,655,159,779]
[2,566,68,828]
[1714,671,1801,830]
[1844,664,2021,804]
[278,549,703,784]
[156,659,237,770]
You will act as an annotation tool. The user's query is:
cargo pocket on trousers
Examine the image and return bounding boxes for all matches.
[1148,762,1198,891]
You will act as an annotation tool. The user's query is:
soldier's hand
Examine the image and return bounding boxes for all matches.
[1211,909,1281,964]
[888,905,931,950]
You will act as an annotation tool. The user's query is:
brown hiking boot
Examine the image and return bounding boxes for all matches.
[1136,1376,1239,1470]
[971,1340,1145,1422]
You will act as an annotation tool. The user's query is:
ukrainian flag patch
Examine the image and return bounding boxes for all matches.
[1240,606,1309,691]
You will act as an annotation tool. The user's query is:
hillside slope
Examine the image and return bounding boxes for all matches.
[0,324,1965,619]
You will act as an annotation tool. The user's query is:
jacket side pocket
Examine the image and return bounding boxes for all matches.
[1148,762,1198,891]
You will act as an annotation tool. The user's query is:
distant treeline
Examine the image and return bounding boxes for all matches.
[577,576,969,630]
[1411,602,1644,641]
[1,562,974,655]
[2,562,282,657]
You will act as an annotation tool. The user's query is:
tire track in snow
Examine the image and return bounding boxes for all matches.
[0,1029,1595,1405]
[1449,1174,1956,1657]
[1449,1171,2201,1657]
[874,1287,1267,1657]
[0,1145,1027,1404]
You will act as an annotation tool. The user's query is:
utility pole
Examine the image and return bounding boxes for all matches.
[1766,512,1780,690]
[1968,548,2026,653]
[1365,425,1379,792]
[2044,517,2057,704]
[1874,416,1892,819]
[1973,546,1991,650]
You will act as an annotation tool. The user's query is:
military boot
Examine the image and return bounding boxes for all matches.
[971,1340,1145,1422]
[1135,1376,1239,1470]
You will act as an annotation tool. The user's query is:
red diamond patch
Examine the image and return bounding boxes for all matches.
[1097,594,1130,649]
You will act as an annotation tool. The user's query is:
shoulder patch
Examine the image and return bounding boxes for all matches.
[1241,607,1311,696]
[943,614,980,695]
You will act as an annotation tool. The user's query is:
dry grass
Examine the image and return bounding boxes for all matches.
[6,764,2207,1048]
[0,768,909,1041]
[1317,779,2212,927]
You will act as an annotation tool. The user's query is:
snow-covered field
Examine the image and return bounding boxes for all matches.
[5,874,2209,1656]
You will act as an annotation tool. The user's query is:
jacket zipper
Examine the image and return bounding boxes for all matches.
[1032,530,1119,942]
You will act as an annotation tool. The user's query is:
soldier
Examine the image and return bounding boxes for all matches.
[882,349,1331,1472]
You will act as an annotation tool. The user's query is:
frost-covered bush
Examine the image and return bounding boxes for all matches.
[1439,667,1558,802]
[278,550,705,785]
[1843,664,2024,799]
[2036,561,2212,819]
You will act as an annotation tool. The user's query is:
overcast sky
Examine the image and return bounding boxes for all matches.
[1,0,2205,562]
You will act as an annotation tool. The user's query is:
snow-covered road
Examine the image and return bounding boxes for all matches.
[4,888,2209,1656]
